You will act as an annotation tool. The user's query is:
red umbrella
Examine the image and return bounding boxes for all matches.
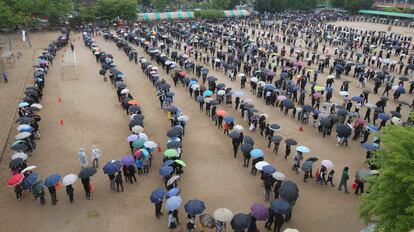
[216,110,227,116]
[313,92,322,99]
[356,118,367,125]
[7,173,24,187]
[128,100,139,105]
[179,71,187,77]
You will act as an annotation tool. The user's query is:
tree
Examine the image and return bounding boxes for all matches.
[115,0,138,21]
[210,0,231,10]
[330,0,345,8]
[0,1,13,28]
[255,0,271,12]
[153,0,167,11]
[359,126,414,232]
[95,0,136,21]
[78,4,96,24]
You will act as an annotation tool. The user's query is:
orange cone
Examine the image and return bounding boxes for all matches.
[157,145,161,152]
[299,126,304,132]
[58,97,62,103]
[59,119,64,125]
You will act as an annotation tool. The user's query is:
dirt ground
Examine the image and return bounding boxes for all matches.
[0,21,411,232]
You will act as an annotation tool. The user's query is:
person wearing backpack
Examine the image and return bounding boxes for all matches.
[115,171,124,192]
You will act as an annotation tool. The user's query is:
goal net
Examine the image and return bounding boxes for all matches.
[60,49,78,80]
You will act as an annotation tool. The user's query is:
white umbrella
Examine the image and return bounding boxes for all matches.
[237,73,245,77]
[132,125,144,134]
[260,114,269,119]
[339,91,349,97]
[283,229,300,232]
[213,208,234,222]
[191,84,200,90]
[217,90,226,96]
[233,125,244,132]
[15,132,31,140]
[321,160,334,169]
[177,115,189,122]
[12,152,28,161]
[138,133,148,141]
[257,81,266,87]
[243,98,253,104]
[144,141,157,149]
[233,91,244,97]
[255,161,269,171]
[31,103,43,109]
[167,175,180,186]
[17,124,31,131]
[327,75,335,79]
[296,146,310,153]
[272,172,286,181]
[62,174,78,186]
[120,89,129,94]
[250,77,258,83]
[365,103,374,108]
[20,165,37,173]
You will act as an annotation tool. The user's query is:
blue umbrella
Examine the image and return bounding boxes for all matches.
[217,83,225,89]
[44,174,61,187]
[264,84,276,91]
[223,116,234,123]
[189,80,197,87]
[203,90,213,97]
[163,160,175,167]
[22,172,38,189]
[302,160,313,172]
[367,124,379,132]
[150,188,165,203]
[18,102,29,108]
[121,156,135,166]
[164,98,173,103]
[351,96,363,102]
[378,113,390,120]
[262,165,276,174]
[325,87,334,92]
[159,166,174,176]
[166,92,175,97]
[363,143,378,151]
[165,196,182,211]
[20,127,34,133]
[250,149,263,158]
[103,160,122,174]
[166,187,181,198]
[270,199,291,215]
[185,199,206,215]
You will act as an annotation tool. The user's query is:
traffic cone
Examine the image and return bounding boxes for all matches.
[299,126,304,132]
[59,119,64,125]
[57,97,62,103]
[157,145,161,152]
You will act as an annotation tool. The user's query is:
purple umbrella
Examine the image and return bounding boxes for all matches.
[121,155,134,166]
[250,203,269,221]
[127,134,139,142]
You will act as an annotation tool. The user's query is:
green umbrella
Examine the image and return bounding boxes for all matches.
[32,180,44,197]
[175,159,186,167]
[164,149,178,157]
[132,139,145,148]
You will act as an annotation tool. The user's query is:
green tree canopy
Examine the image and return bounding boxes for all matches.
[359,126,414,232]
[255,0,318,12]
[153,0,167,12]
[95,0,137,21]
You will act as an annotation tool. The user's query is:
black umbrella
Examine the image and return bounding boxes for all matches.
[167,128,181,138]
[209,100,219,105]
[9,158,24,168]
[231,213,251,231]
[16,117,34,124]
[129,119,143,128]
[320,118,332,127]
[79,167,97,178]
[116,82,127,89]
[399,76,409,82]
[207,76,218,82]
[243,136,254,145]
[271,135,283,142]
[390,111,401,118]
[270,199,291,215]
[196,96,204,102]
[161,83,171,90]
[279,180,299,203]
[129,106,141,113]
[11,143,28,151]
[303,104,313,111]
[244,104,255,109]
[167,140,182,149]
[336,124,352,137]
[229,131,240,139]
[306,157,319,162]
[336,108,348,117]
[285,138,297,146]
[269,124,280,131]
[282,99,294,109]
[241,143,253,154]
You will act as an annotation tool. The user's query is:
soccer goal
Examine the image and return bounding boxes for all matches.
[60,49,79,80]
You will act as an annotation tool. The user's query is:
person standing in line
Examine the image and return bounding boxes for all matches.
[81,177,92,200]
[14,184,23,201]
[108,173,116,191]
[91,145,101,168]
[79,148,88,169]
[325,170,335,187]
[128,164,137,184]
[66,184,74,203]
[2,72,8,83]
[48,185,58,205]
[115,171,124,192]
[337,167,349,193]
[155,200,163,219]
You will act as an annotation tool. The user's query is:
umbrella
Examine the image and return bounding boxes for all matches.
[159,166,174,177]
[270,199,291,215]
[367,124,379,132]
[15,132,31,140]
[78,167,97,179]
[263,165,276,174]
[167,128,181,138]
[231,213,251,231]
[336,124,352,137]
[337,108,349,117]
[22,172,38,189]
[18,102,30,108]
[271,135,283,143]
[250,204,269,220]
[103,160,122,174]
[303,105,313,111]
[352,96,363,102]
[150,188,165,203]
[166,187,181,198]
[250,149,263,158]
[321,160,334,169]
[255,161,269,171]
[167,175,180,186]
[165,196,182,211]
[7,173,24,187]
[339,91,349,97]
[44,174,61,187]
[214,208,234,222]
[163,160,174,167]
[144,141,157,149]
[177,115,189,122]
[233,91,244,97]
[196,96,204,102]
[167,140,182,149]
[241,143,253,154]
[203,90,213,97]
[20,165,37,173]
[224,116,234,123]
[175,160,186,167]
[285,138,297,146]
[11,152,28,161]
[127,134,139,142]
[216,110,227,117]
[269,124,281,131]
[132,139,145,149]
[32,180,44,196]
[229,131,240,139]
[233,125,244,132]
[62,174,78,186]
[296,146,310,153]
[200,214,216,229]
[121,155,135,166]
[164,149,178,158]
[378,113,390,120]
[272,172,286,181]
[185,199,206,215]
[282,99,294,109]
[302,160,313,172]
[9,158,24,169]
[244,136,254,145]
[362,143,378,151]
[279,181,299,203]
[132,125,144,134]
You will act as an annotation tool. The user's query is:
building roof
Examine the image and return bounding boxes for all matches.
[358,9,414,19]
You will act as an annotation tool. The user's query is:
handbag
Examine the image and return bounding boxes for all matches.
[352,182,357,189]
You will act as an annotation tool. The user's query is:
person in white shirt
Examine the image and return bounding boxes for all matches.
[91,145,101,168]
